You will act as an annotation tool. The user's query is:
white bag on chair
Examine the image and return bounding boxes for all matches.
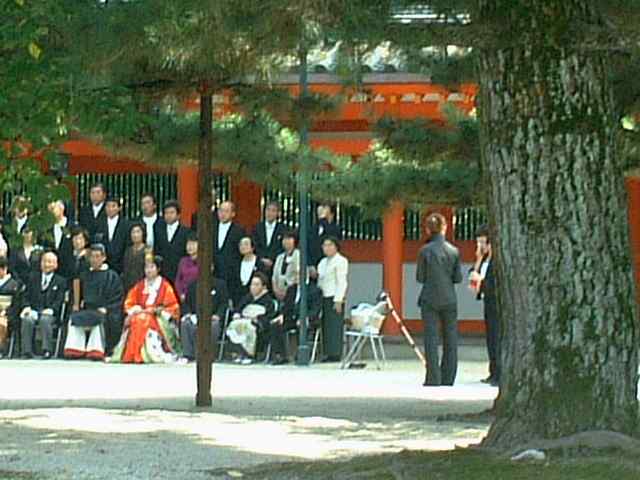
[349,301,388,334]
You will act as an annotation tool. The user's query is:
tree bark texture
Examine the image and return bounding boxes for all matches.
[477,1,639,448]
[196,92,214,407]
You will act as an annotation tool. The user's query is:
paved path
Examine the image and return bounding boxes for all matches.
[1,346,497,479]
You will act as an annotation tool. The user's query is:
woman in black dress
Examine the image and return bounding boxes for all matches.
[121,223,148,293]
[230,236,268,306]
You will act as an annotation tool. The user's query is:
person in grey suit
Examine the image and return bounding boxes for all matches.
[416,213,462,386]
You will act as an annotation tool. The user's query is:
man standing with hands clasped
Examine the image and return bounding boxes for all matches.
[416,213,462,386]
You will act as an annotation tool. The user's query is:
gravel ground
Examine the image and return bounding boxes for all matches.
[1,345,497,480]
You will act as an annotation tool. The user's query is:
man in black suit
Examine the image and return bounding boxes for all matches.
[78,182,107,242]
[470,225,500,387]
[191,186,218,233]
[308,203,342,270]
[138,192,163,248]
[179,264,229,362]
[43,200,75,280]
[4,195,30,238]
[19,251,67,359]
[95,197,129,274]
[155,200,190,283]
[416,213,462,386]
[213,201,245,286]
[252,200,286,273]
[0,257,23,358]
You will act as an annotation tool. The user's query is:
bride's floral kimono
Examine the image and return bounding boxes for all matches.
[110,276,181,363]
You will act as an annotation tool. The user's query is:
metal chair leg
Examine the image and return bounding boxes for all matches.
[54,327,63,358]
[369,335,382,370]
[377,336,387,366]
[311,329,321,363]
[8,331,16,358]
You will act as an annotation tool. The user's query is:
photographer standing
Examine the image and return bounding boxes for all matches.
[469,225,500,387]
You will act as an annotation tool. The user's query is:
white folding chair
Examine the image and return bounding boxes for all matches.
[340,307,387,370]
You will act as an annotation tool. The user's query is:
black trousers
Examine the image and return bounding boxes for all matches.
[322,297,343,360]
[421,303,458,386]
[484,297,500,381]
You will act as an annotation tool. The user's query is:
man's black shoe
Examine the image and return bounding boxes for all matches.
[271,357,289,366]
[42,351,52,360]
[481,376,495,384]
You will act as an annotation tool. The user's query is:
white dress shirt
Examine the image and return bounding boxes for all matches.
[265,221,276,247]
[218,221,231,249]
[16,215,28,233]
[53,217,68,249]
[142,214,158,246]
[317,252,349,302]
[166,221,179,243]
[92,202,104,218]
[107,215,119,242]
[41,272,53,291]
[240,257,257,286]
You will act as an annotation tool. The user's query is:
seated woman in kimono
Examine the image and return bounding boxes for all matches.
[226,272,276,365]
[110,255,180,364]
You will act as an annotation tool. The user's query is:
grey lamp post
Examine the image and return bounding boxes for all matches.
[296,45,311,366]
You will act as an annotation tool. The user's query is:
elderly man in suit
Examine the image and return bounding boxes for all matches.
[252,201,286,273]
[416,213,462,386]
[19,251,68,359]
[213,201,245,286]
[43,200,76,280]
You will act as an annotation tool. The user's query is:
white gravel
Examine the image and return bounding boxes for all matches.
[1,347,496,480]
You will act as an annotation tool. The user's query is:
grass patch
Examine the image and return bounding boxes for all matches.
[0,471,38,480]
[206,448,640,479]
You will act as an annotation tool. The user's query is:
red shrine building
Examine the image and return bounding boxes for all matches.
[57,72,640,336]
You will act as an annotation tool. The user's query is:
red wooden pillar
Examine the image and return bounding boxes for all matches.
[382,201,404,335]
[178,164,199,227]
[626,177,640,304]
[230,179,263,232]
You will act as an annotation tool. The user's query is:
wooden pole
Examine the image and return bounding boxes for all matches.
[195,91,214,407]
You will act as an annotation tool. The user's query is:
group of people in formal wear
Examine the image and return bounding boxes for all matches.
[0,183,350,366]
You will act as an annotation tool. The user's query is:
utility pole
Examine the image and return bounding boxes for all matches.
[296,45,311,366]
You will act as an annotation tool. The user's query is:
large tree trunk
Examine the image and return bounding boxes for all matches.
[196,91,214,407]
[477,1,639,448]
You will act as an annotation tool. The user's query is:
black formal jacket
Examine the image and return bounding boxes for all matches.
[308,219,343,266]
[234,291,277,328]
[0,275,24,329]
[229,256,270,307]
[3,215,30,237]
[41,223,76,280]
[251,221,286,265]
[23,271,67,320]
[155,222,191,282]
[416,233,462,309]
[78,203,106,242]
[184,277,229,320]
[95,215,130,274]
[212,221,245,282]
[9,246,42,284]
